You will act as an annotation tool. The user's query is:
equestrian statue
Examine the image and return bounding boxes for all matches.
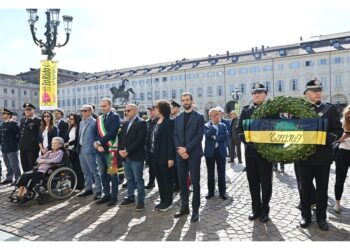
[110,78,135,105]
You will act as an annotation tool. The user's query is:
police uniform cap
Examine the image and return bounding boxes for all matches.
[2,108,13,115]
[170,100,181,108]
[23,103,36,109]
[147,105,155,110]
[303,79,323,94]
[251,82,267,94]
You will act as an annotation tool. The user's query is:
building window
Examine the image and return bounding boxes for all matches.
[265,81,271,92]
[67,99,71,106]
[34,92,37,96]
[77,98,81,106]
[162,77,167,82]
[3,88,7,94]
[290,62,300,69]
[197,87,203,98]
[207,87,213,97]
[94,97,98,104]
[250,66,260,73]
[83,97,87,104]
[72,99,76,106]
[179,89,184,97]
[162,90,168,99]
[319,59,327,65]
[62,89,65,94]
[154,78,159,83]
[88,97,92,103]
[12,100,15,108]
[239,68,248,74]
[11,89,15,94]
[227,69,236,75]
[140,93,145,101]
[24,90,27,96]
[239,83,246,94]
[305,61,312,67]
[335,75,342,88]
[62,100,65,107]
[277,80,284,92]
[278,64,284,70]
[147,92,152,100]
[263,65,273,71]
[217,86,223,96]
[334,57,342,64]
[320,76,328,90]
[216,71,223,77]
[291,79,298,91]
[171,90,176,99]
[4,100,7,107]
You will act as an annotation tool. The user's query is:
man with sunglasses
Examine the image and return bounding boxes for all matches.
[236,83,273,223]
[19,103,41,172]
[0,108,20,185]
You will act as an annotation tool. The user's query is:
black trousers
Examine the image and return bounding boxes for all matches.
[205,148,226,196]
[294,162,316,206]
[245,154,273,215]
[177,157,201,212]
[173,161,179,189]
[230,137,242,162]
[16,170,43,190]
[69,149,85,190]
[153,157,174,206]
[335,149,350,200]
[147,153,156,184]
[20,150,39,172]
[298,160,330,221]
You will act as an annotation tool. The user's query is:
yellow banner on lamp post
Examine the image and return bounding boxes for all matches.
[39,60,58,110]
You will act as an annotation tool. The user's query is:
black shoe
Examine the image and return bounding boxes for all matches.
[96,195,110,204]
[295,203,302,210]
[155,203,163,210]
[158,203,173,212]
[205,194,214,199]
[145,183,155,189]
[260,214,270,223]
[107,199,117,207]
[242,167,246,172]
[317,220,329,231]
[228,159,234,163]
[19,196,30,205]
[78,190,93,197]
[299,217,311,228]
[238,160,243,164]
[0,179,12,185]
[248,212,260,220]
[10,182,16,187]
[220,194,228,200]
[136,202,145,211]
[174,207,190,218]
[93,193,102,200]
[122,182,127,188]
[191,212,199,222]
[120,198,135,206]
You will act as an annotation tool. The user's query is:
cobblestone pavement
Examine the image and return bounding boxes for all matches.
[0,153,349,241]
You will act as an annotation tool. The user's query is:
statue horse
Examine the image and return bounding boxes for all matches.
[110,87,135,105]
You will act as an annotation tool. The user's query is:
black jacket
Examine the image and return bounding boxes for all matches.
[118,116,147,161]
[19,117,41,151]
[0,120,20,153]
[57,120,69,142]
[38,126,58,150]
[152,118,176,165]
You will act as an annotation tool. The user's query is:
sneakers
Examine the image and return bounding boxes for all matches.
[333,204,341,213]
[136,202,145,211]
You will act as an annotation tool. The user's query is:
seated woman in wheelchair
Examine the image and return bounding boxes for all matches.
[15,137,64,204]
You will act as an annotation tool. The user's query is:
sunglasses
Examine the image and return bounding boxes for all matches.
[24,108,32,111]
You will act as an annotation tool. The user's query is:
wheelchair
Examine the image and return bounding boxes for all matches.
[8,150,78,205]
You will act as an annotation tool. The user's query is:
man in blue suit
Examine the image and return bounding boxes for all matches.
[94,98,121,206]
[174,92,205,222]
[78,104,103,200]
[204,108,230,200]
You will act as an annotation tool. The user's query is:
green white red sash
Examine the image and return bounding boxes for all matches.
[97,115,118,175]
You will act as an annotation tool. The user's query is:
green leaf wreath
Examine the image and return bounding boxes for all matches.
[251,96,318,163]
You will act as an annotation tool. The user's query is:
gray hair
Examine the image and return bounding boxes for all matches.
[101,98,112,106]
[81,104,93,111]
[126,103,138,111]
[52,137,64,148]
[230,110,237,115]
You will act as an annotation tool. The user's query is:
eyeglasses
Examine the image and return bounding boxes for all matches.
[43,115,51,118]
[81,110,90,112]
[24,108,32,111]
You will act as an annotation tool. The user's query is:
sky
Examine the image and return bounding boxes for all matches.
[1,0,350,75]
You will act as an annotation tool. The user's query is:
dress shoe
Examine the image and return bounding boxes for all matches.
[191,212,199,222]
[136,202,145,211]
[158,203,173,212]
[238,161,243,164]
[145,182,155,189]
[317,220,329,231]
[205,194,214,199]
[120,198,135,206]
[155,203,163,210]
[260,214,270,223]
[93,193,102,200]
[248,212,260,220]
[174,207,190,218]
[220,194,228,200]
[299,217,311,228]
[242,167,246,172]
[96,195,110,204]
[228,159,234,163]
[107,199,117,206]
[78,190,93,197]
[122,182,127,188]
[295,203,302,210]
[0,179,12,185]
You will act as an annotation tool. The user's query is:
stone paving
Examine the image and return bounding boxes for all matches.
[0,152,349,241]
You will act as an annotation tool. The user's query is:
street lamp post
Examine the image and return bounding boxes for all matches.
[26,9,73,60]
[231,87,242,112]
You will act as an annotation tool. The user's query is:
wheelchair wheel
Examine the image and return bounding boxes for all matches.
[47,167,77,199]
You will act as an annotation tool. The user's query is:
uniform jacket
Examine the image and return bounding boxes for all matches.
[0,120,20,153]
[204,121,229,158]
[19,117,41,151]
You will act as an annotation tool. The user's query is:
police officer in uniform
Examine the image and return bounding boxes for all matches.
[296,79,343,231]
[19,103,41,172]
[236,82,273,223]
[0,108,21,185]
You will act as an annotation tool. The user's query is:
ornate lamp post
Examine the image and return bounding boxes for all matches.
[231,87,242,111]
[26,9,73,60]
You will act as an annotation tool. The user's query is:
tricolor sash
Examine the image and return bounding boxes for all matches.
[97,115,118,175]
[243,118,328,145]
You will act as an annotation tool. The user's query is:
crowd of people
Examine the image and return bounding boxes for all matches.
[0,79,349,228]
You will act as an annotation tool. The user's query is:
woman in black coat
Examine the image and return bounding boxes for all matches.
[150,100,175,211]
[38,111,58,155]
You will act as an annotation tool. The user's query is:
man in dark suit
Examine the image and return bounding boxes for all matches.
[54,108,69,142]
[296,79,343,231]
[19,103,41,172]
[236,83,273,223]
[229,110,242,163]
[145,105,158,189]
[204,108,229,200]
[0,108,21,185]
[174,92,205,222]
[118,104,147,210]
[94,98,121,206]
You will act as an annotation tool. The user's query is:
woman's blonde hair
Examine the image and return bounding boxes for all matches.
[342,105,350,131]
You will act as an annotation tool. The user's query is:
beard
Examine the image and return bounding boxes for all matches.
[183,103,192,110]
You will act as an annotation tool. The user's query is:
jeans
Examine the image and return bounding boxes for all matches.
[3,151,21,181]
[79,153,102,194]
[124,158,145,203]
[97,152,119,200]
